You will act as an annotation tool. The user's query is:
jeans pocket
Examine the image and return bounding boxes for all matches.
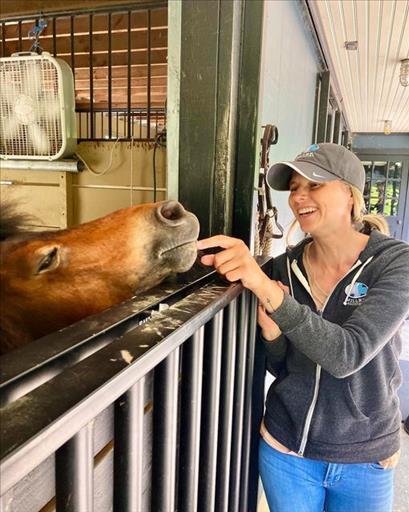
[367,462,393,471]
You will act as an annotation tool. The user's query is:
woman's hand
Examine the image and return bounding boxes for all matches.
[197,235,285,311]
[197,235,267,292]
[258,305,281,341]
[258,281,290,341]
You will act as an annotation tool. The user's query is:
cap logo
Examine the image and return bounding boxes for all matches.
[298,144,320,159]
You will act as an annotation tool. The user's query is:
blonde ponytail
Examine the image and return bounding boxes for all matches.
[350,186,390,235]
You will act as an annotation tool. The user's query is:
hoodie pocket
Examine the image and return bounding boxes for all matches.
[309,379,370,445]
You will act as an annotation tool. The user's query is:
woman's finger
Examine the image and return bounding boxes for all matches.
[197,235,243,251]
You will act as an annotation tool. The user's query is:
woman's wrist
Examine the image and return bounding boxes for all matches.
[252,275,285,313]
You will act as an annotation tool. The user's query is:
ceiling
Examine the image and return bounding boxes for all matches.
[308,0,409,134]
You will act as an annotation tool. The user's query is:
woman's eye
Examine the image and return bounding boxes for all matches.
[310,182,321,189]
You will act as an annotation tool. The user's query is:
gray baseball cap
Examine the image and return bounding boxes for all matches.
[266,143,365,193]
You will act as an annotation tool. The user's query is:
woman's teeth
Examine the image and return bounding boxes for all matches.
[298,208,317,217]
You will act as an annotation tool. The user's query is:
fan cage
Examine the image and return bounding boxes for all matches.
[0,54,75,160]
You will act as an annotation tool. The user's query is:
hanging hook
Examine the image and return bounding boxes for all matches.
[28,13,48,54]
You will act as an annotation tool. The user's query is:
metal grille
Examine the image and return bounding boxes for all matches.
[0,265,266,512]
[0,4,167,142]
[0,56,63,157]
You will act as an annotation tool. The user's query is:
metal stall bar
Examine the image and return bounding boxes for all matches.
[151,348,181,511]
[55,422,94,512]
[178,327,205,512]
[147,9,152,139]
[228,291,250,512]
[127,10,132,139]
[113,377,145,512]
[18,20,22,52]
[52,17,57,56]
[89,14,94,139]
[108,12,112,139]
[238,292,259,511]
[215,299,238,512]
[2,23,6,57]
[198,310,224,512]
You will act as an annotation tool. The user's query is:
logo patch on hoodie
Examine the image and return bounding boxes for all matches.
[344,282,368,306]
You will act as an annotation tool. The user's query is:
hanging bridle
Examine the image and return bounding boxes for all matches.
[257,124,284,253]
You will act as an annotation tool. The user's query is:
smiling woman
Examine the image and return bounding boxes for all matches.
[0,200,199,354]
[198,143,409,512]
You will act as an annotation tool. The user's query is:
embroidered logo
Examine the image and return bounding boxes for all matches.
[344,282,368,306]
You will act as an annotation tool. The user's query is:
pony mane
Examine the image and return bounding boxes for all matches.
[0,202,34,241]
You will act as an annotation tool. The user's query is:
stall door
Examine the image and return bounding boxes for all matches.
[361,157,409,241]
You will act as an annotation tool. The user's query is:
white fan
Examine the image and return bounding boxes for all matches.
[0,52,77,160]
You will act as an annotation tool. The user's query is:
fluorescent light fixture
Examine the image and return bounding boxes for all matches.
[344,41,358,50]
[400,59,409,87]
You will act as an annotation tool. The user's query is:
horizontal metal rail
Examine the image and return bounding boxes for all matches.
[0,279,243,494]
[0,264,214,405]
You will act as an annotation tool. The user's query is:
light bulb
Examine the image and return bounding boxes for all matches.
[384,120,392,135]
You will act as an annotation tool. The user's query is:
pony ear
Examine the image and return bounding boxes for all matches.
[35,245,61,274]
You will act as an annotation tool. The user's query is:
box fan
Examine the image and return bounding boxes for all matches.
[0,52,77,160]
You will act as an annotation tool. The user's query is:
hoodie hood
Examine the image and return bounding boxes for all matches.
[286,229,400,265]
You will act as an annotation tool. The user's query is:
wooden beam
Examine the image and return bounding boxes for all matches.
[0,0,166,20]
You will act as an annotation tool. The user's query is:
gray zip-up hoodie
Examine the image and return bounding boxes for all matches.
[263,230,409,463]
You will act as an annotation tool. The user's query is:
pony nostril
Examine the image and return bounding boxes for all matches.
[158,201,186,223]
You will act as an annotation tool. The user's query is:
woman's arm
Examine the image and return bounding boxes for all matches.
[198,236,409,378]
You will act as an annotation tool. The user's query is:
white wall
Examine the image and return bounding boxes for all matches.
[258,0,320,256]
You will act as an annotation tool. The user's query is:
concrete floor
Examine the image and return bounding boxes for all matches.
[258,320,409,512]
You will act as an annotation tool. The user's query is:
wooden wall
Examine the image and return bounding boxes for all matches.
[0,142,166,229]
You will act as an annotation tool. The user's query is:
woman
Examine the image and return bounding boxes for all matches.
[197,143,409,512]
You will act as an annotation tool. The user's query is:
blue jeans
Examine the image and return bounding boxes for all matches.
[259,437,395,512]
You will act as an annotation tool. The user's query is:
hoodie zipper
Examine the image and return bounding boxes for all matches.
[289,256,364,456]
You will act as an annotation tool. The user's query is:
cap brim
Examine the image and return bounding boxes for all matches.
[266,161,339,191]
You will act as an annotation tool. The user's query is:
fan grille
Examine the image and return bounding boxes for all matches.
[0,57,63,158]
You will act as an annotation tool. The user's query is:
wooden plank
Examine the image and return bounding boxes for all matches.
[74,76,166,88]
[74,63,166,80]
[3,27,167,55]
[0,0,167,20]
[57,48,167,68]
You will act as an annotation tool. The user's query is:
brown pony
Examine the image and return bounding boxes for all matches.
[0,200,199,354]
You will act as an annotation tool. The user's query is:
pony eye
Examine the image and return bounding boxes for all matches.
[37,247,58,273]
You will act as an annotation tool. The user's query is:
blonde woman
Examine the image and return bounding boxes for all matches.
[197,143,409,512]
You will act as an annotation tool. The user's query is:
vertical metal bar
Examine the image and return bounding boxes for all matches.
[333,110,341,144]
[316,70,330,143]
[108,13,112,139]
[178,328,205,512]
[147,9,152,139]
[89,14,94,139]
[113,378,145,512]
[127,10,132,139]
[151,349,180,512]
[70,16,75,88]
[52,17,57,56]
[18,21,22,52]
[55,423,94,512]
[198,310,224,512]
[1,23,6,57]
[228,292,249,512]
[239,292,260,512]
[215,300,237,512]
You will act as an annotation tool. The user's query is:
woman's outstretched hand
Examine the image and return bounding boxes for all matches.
[197,235,267,292]
[198,235,286,315]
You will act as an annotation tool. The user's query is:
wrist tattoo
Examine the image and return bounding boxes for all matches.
[266,297,275,312]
